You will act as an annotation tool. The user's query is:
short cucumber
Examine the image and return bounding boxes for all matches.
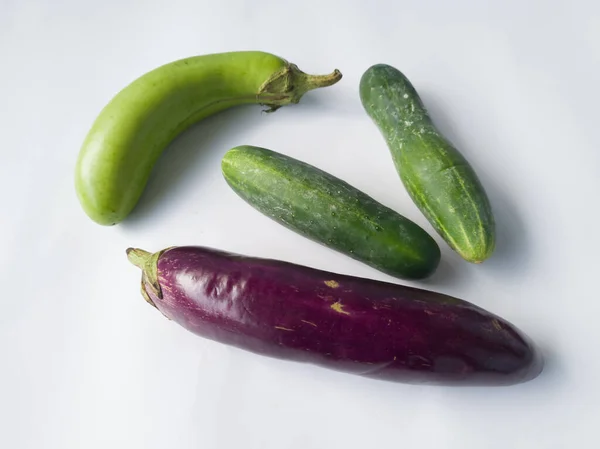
[359,64,495,263]
[222,145,441,280]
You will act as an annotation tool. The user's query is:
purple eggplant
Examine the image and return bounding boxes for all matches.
[127,246,543,386]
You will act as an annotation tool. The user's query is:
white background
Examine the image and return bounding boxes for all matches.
[1,0,599,448]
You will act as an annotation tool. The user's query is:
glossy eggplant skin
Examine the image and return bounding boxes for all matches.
[127,246,543,386]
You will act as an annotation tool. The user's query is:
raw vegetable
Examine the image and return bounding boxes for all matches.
[359,64,495,263]
[127,245,543,386]
[222,145,440,280]
[75,51,342,225]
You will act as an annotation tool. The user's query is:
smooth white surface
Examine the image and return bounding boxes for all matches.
[1,0,599,447]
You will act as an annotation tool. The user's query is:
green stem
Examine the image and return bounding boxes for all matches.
[258,63,343,112]
[291,65,343,93]
[126,247,152,269]
[126,247,172,302]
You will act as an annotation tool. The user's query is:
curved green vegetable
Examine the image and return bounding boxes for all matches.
[75,51,342,225]
[359,64,495,263]
[222,145,441,280]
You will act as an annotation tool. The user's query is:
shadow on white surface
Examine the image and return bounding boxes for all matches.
[189,337,563,417]
[180,324,566,449]
[282,86,362,118]
[418,252,465,290]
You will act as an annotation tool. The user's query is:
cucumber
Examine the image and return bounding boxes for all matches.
[359,64,496,263]
[221,145,440,280]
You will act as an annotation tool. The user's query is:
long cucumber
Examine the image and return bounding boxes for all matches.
[222,145,440,280]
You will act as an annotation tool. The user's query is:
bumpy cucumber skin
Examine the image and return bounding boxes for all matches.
[75,51,341,225]
[222,145,441,280]
[359,64,495,263]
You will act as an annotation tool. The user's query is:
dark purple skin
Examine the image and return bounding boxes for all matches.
[127,246,543,386]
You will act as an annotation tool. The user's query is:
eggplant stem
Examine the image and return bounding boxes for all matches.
[125,247,169,300]
[126,248,152,269]
[258,63,342,112]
